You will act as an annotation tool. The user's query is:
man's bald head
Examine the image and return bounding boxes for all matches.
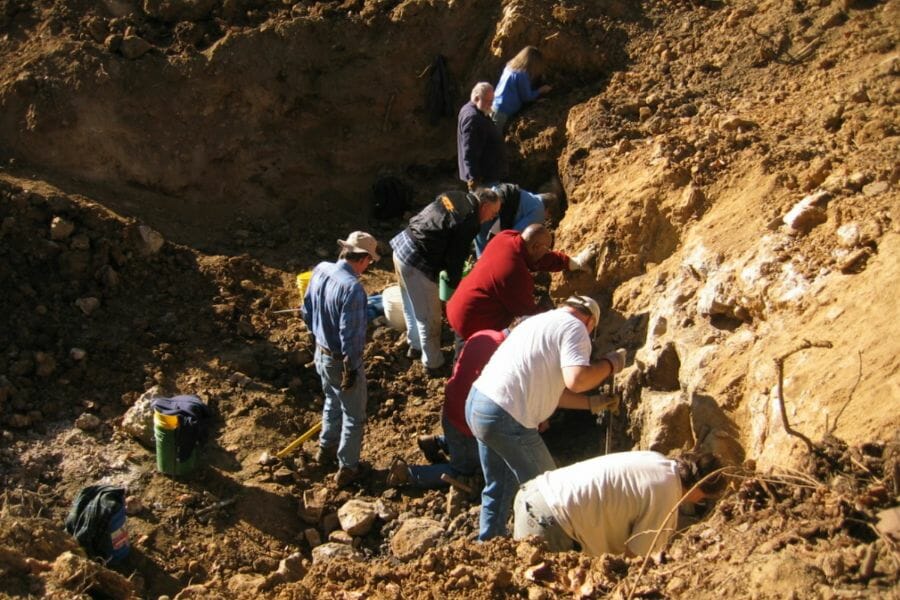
[522,224,553,262]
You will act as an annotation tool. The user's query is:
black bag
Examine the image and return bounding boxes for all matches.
[65,485,130,563]
[372,175,412,220]
[424,54,456,124]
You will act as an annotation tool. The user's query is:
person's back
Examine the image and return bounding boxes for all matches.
[534,452,681,556]
[472,307,591,429]
[303,260,366,353]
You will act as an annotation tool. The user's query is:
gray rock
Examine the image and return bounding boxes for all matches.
[311,542,362,564]
[640,342,681,391]
[50,216,75,241]
[75,413,101,432]
[75,297,101,316]
[338,498,377,536]
[638,391,693,454]
[390,517,443,561]
[120,35,153,59]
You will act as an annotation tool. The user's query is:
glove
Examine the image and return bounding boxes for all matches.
[588,394,615,415]
[568,243,598,272]
[601,348,627,375]
[340,359,358,391]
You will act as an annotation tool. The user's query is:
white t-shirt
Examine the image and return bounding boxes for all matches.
[472,308,591,428]
[534,451,682,556]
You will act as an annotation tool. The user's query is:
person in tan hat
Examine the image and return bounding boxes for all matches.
[465,294,626,540]
[302,231,380,488]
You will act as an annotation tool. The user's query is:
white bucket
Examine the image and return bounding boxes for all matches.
[382,285,407,332]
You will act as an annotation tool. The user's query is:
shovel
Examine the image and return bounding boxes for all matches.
[259,421,323,466]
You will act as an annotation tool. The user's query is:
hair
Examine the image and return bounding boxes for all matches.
[564,297,594,319]
[470,82,493,103]
[339,249,370,262]
[507,46,545,78]
[473,188,500,205]
[675,452,727,496]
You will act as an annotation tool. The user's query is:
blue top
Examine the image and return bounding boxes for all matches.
[301,260,367,370]
[474,189,546,256]
[492,67,541,117]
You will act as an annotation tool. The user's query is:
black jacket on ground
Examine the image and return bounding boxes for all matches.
[406,191,481,287]
[457,101,507,184]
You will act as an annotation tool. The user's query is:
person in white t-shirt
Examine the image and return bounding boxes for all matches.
[513,451,726,556]
[465,295,626,540]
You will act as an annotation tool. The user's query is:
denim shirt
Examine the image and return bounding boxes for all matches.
[301,260,367,370]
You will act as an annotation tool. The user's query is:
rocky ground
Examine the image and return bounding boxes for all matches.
[1,0,898,598]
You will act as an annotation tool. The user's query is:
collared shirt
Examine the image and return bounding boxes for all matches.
[301,260,367,370]
[390,229,433,278]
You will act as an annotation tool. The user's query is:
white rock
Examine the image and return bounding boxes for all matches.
[782,191,831,233]
[337,499,377,536]
[120,387,160,447]
[836,223,861,248]
[390,517,444,561]
[69,348,87,361]
[75,297,101,316]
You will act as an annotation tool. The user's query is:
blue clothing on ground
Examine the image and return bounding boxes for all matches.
[466,386,556,540]
[407,412,480,489]
[301,260,367,371]
[474,189,546,256]
[492,67,541,118]
[315,348,367,470]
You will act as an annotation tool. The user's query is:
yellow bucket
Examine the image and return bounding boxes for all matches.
[153,411,178,430]
[296,271,313,299]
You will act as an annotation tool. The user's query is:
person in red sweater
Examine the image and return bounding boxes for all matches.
[387,329,507,488]
[447,224,595,341]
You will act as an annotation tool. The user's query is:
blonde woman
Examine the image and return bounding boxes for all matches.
[492,46,552,131]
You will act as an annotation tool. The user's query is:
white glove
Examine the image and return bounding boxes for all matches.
[588,394,618,415]
[568,243,598,272]
[601,348,627,374]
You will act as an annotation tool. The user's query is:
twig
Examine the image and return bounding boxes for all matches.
[382,92,396,133]
[773,339,833,453]
[828,350,863,435]
[625,466,734,600]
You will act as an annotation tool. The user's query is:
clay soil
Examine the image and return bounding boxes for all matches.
[1,0,899,599]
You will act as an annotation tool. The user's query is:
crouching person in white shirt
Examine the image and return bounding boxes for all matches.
[513,451,726,556]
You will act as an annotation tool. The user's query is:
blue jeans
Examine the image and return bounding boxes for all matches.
[407,412,479,488]
[315,349,367,469]
[466,387,556,540]
[393,255,444,369]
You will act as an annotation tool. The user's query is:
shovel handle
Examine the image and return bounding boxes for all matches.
[276,421,323,459]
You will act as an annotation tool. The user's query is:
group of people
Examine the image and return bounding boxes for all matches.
[299,47,726,556]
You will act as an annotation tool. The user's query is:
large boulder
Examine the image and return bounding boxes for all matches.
[390,518,443,561]
[337,499,377,536]
[637,390,692,453]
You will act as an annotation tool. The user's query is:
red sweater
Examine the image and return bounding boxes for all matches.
[446,230,569,340]
[444,329,507,437]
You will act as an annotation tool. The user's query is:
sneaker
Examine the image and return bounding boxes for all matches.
[406,347,422,360]
[386,457,409,487]
[417,435,447,464]
[315,445,337,466]
[335,465,362,488]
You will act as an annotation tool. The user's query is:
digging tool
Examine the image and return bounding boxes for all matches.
[195,497,236,517]
[271,308,303,315]
[440,473,475,496]
[274,421,323,460]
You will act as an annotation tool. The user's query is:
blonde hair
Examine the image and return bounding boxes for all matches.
[506,46,544,78]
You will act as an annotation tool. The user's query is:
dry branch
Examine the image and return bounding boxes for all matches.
[773,339,833,453]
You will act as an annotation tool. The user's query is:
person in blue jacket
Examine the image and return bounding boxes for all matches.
[492,46,552,131]
[473,183,548,256]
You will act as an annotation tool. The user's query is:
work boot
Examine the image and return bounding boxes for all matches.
[406,347,422,360]
[334,465,363,488]
[386,457,409,487]
[315,445,337,466]
[417,435,447,464]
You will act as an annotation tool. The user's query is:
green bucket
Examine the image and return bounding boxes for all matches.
[438,270,455,302]
[154,411,198,476]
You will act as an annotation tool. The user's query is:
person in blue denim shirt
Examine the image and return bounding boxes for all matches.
[302,231,380,488]
[492,46,552,131]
